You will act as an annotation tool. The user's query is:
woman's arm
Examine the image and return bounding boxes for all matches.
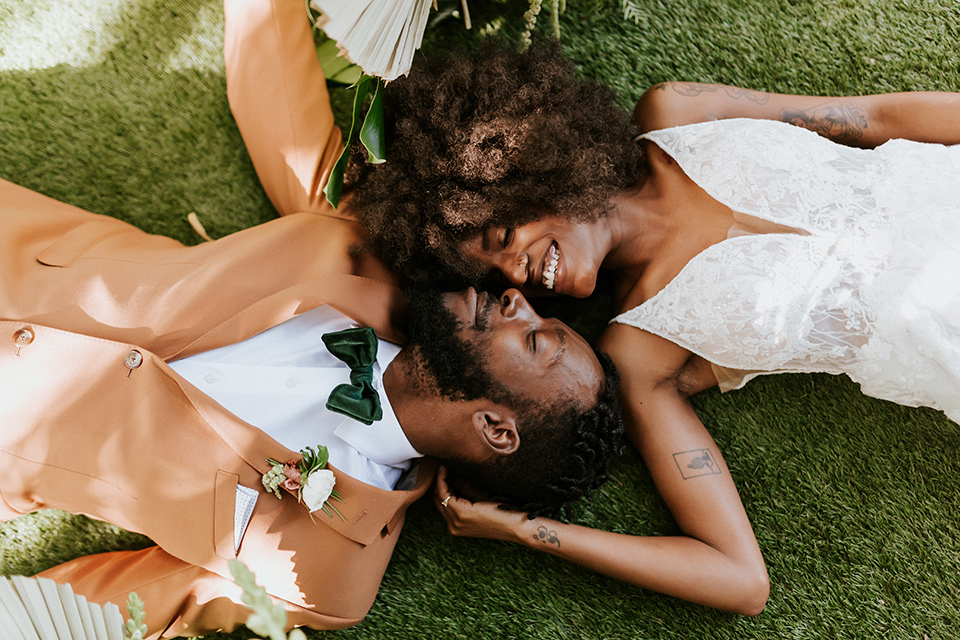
[636,81,960,148]
[436,325,769,615]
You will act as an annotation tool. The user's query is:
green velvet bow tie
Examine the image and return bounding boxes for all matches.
[322,327,383,425]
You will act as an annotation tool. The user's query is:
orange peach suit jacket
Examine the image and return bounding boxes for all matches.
[0,0,433,636]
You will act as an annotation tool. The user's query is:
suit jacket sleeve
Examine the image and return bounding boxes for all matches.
[224,0,343,217]
[37,547,361,638]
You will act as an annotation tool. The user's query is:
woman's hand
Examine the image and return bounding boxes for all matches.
[433,466,533,545]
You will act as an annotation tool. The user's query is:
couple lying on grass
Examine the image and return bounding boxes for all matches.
[356,4,960,621]
[3,0,960,635]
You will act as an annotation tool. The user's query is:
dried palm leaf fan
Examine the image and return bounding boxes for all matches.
[0,576,125,640]
[309,0,435,81]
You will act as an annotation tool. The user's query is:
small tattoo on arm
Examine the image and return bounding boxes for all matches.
[779,102,868,145]
[533,525,560,548]
[673,449,721,479]
[653,82,769,104]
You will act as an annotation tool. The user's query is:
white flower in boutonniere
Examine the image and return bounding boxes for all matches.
[263,445,346,522]
[300,469,337,512]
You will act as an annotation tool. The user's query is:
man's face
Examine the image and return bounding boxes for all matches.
[405,288,603,410]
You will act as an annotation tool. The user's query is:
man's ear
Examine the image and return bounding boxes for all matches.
[471,407,520,455]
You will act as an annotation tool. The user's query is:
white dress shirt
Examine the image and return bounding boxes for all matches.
[170,305,421,490]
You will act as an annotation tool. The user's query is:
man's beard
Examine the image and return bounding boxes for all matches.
[404,289,502,402]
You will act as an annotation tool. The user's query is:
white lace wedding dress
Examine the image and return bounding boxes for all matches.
[613,118,960,422]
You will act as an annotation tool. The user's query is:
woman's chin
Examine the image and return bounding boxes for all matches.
[568,284,594,299]
[569,274,600,298]
[521,284,559,298]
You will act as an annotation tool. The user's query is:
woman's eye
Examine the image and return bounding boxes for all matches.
[502,227,515,248]
[530,330,537,353]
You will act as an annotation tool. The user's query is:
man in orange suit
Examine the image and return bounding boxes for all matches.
[0,0,622,637]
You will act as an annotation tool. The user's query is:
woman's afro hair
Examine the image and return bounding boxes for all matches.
[347,39,641,286]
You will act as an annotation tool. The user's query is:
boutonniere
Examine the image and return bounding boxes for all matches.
[262,445,345,522]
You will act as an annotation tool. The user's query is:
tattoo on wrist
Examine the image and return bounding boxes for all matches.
[652,82,769,104]
[673,449,721,479]
[533,525,560,548]
[779,102,868,145]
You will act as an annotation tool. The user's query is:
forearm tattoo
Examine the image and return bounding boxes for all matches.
[673,449,721,480]
[651,82,770,104]
[778,102,868,146]
[533,525,561,548]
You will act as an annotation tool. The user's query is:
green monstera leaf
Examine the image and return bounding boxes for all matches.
[322,74,385,208]
[308,7,388,208]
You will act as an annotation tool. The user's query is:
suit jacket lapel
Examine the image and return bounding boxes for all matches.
[168,274,406,361]
[171,355,429,547]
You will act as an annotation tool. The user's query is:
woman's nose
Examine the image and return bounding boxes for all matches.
[498,253,529,287]
[500,288,536,320]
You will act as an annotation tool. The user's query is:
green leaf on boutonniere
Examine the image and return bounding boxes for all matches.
[299,444,329,475]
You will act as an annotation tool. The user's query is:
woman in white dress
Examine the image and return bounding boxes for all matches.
[356,64,960,614]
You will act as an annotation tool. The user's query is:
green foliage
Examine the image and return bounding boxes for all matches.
[298,445,330,475]
[309,4,385,207]
[315,37,364,85]
[124,592,148,640]
[229,559,290,640]
[358,82,386,164]
[229,560,308,640]
[519,0,543,51]
[322,74,385,208]
[621,0,645,25]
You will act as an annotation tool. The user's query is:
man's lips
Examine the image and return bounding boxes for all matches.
[472,288,481,327]
[467,287,493,329]
[475,290,498,328]
[464,287,478,327]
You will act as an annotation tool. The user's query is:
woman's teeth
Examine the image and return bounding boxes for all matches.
[543,243,560,290]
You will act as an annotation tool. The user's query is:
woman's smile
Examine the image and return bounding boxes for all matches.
[462,217,610,299]
[543,241,561,291]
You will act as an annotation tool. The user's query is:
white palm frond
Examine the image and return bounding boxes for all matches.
[0,576,125,640]
[310,0,434,81]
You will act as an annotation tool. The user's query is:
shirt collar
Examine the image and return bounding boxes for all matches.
[334,337,423,468]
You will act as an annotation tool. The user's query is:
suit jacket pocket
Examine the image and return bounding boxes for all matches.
[0,449,138,516]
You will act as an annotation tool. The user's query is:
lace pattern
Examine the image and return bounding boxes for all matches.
[614,119,960,419]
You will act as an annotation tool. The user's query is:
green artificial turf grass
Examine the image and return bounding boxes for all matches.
[3,0,960,637]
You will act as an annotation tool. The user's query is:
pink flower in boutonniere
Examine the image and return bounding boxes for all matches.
[263,445,345,522]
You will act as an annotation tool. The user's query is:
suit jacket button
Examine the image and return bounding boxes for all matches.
[13,328,34,346]
[124,349,143,369]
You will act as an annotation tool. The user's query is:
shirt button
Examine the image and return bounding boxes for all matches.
[13,328,34,346]
[285,378,299,389]
[124,350,143,369]
[204,371,221,384]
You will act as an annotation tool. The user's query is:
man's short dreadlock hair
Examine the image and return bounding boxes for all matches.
[346,39,641,286]
[442,348,625,520]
